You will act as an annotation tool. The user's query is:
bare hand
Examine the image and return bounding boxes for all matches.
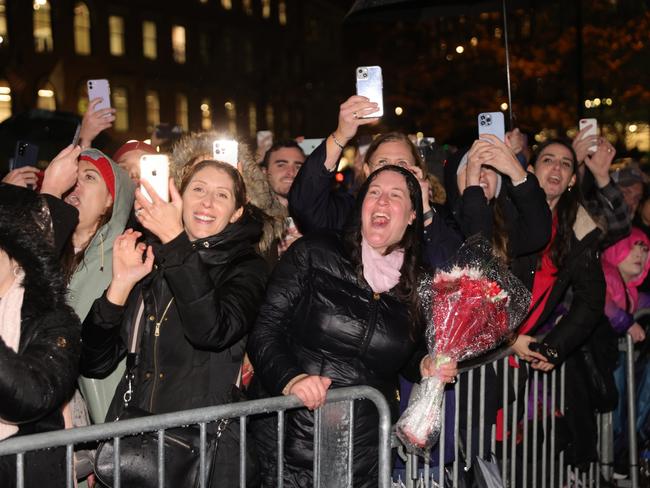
[106,229,154,305]
[406,165,432,215]
[2,166,40,188]
[511,335,548,363]
[334,95,380,143]
[277,226,302,257]
[289,375,332,410]
[134,179,184,244]
[505,128,526,155]
[465,140,495,188]
[572,124,597,164]
[40,145,82,198]
[474,134,527,181]
[531,359,555,372]
[79,98,116,148]
[584,138,616,188]
[421,356,458,383]
[628,322,646,343]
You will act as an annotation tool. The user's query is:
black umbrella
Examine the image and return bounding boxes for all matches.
[345,0,540,128]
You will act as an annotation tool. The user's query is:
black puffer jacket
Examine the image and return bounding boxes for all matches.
[80,209,269,417]
[248,232,425,487]
[0,184,81,487]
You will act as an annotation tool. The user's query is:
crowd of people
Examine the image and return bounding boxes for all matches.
[0,92,648,487]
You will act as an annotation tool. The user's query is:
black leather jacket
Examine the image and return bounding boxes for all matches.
[80,210,268,418]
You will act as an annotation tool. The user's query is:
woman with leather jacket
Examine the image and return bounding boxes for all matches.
[249,165,458,488]
[80,160,268,487]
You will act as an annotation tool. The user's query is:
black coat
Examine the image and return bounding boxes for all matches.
[288,140,462,268]
[248,233,425,487]
[0,186,81,487]
[80,210,269,418]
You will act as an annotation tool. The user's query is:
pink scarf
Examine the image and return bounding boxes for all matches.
[0,269,24,440]
[361,238,404,293]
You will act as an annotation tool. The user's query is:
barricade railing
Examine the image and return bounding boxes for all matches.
[0,385,392,488]
[392,340,641,488]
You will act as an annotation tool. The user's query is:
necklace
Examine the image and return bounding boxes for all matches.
[153,298,174,337]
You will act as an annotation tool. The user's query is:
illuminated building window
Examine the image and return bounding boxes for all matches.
[0,0,8,47]
[74,2,91,55]
[222,0,232,9]
[0,80,11,122]
[77,84,88,114]
[33,0,53,53]
[146,90,160,133]
[278,0,287,25]
[201,99,212,130]
[176,94,189,131]
[262,0,271,19]
[172,25,186,64]
[248,102,257,137]
[37,82,56,111]
[242,0,253,15]
[142,20,157,60]
[109,16,125,56]
[265,104,274,132]
[112,87,129,131]
[225,100,237,136]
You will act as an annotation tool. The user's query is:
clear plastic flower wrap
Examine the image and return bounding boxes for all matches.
[396,236,531,454]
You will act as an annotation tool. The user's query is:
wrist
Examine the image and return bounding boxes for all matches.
[39,184,63,199]
[159,226,183,245]
[106,282,133,305]
[331,131,349,149]
[594,174,610,189]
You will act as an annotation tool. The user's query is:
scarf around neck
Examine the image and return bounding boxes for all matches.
[361,237,404,293]
[0,268,25,440]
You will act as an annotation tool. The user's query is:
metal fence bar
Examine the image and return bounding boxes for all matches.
[113,435,121,488]
[502,356,508,483]
[438,388,445,486]
[16,452,24,488]
[523,366,530,487]
[550,369,556,488]
[240,416,247,488]
[478,364,485,459]
[277,410,285,487]
[626,334,640,488]
[466,368,474,471]
[313,407,322,488]
[157,429,165,488]
[453,379,460,486]
[510,362,519,488]
[542,372,548,488]
[200,422,207,488]
[348,400,354,486]
[66,444,74,488]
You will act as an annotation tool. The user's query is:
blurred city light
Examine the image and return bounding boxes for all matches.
[395,106,403,116]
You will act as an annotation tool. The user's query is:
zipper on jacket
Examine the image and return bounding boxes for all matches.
[149,294,160,412]
[359,292,381,358]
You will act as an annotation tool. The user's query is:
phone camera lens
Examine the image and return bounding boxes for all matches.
[358,68,363,74]
[363,73,368,78]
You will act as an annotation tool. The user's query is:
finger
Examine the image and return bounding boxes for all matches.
[144,245,155,270]
[341,95,370,107]
[88,98,103,110]
[357,117,381,126]
[134,187,155,209]
[169,178,182,204]
[528,351,548,363]
[140,179,164,205]
[319,376,332,389]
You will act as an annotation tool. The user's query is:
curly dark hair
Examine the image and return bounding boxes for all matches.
[531,139,582,270]
[342,165,425,339]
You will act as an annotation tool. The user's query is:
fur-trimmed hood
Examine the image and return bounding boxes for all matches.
[170,131,287,254]
[0,184,67,313]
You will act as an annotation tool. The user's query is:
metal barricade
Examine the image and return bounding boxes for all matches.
[392,343,642,488]
[0,386,392,488]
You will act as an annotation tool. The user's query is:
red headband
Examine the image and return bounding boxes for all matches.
[80,154,115,200]
[113,141,157,162]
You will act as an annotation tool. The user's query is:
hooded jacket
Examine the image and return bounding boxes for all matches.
[67,149,135,424]
[0,184,81,487]
[80,207,268,417]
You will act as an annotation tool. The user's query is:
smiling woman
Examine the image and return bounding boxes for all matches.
[79,159,268,487]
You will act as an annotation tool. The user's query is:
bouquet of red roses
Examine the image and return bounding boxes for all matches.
[396,237,530,453]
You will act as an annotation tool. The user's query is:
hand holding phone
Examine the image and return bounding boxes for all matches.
[87,79,111,112]
[139,154,170,202]
[11,141,39,171]
[355,66,384,118]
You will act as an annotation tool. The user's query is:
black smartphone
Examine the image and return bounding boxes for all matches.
[11,141,39,171]
[528,341,559,363]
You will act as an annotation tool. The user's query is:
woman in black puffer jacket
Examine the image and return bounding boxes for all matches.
[248,165,458,488]
[0,184,81,487]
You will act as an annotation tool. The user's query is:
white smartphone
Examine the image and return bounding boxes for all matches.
[478,112,505,142]
[87,79,111,112]
[298,138,324,156]
[213,140,239,167]
[355,66,384,118]
[140,154,170,202]
[579,118,598,154]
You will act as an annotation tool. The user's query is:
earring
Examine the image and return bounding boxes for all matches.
[567,186,572,192]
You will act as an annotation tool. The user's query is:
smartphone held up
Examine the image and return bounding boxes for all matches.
[355,66,384,118]
[140,154,170,202]
[579,118,598,154]
[87,79,111,112]
[213,140,239,167]
[478,112,505,142]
